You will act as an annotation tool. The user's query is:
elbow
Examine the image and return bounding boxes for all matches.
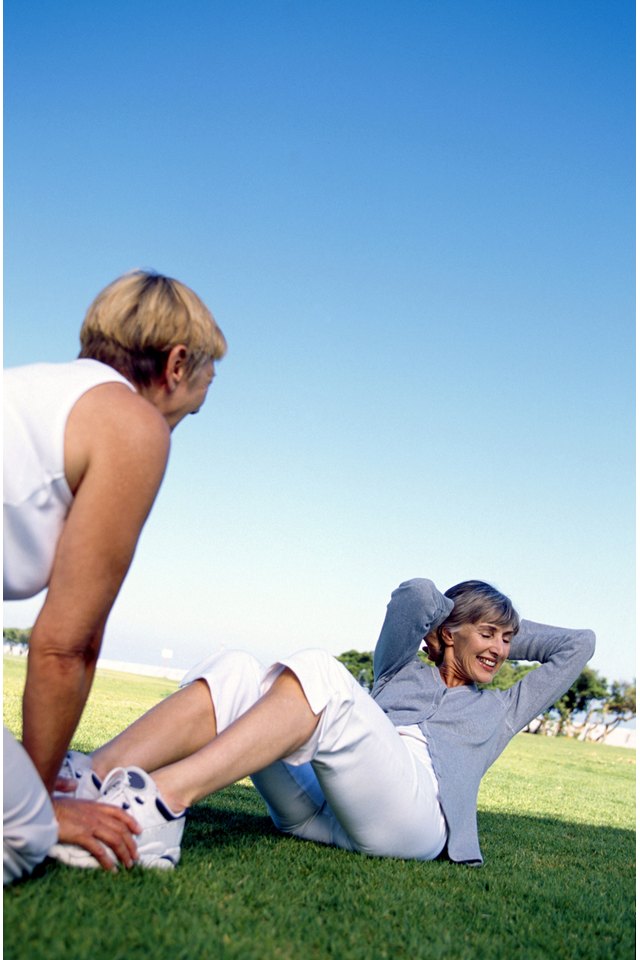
[584,629,597,661]
[29,632,101,671]
[395,578,433,597]
[30,645,98,676]
[391,578,437,614]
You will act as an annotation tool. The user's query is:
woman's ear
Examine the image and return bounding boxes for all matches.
[164,345,189,391]
[440,626,455,647]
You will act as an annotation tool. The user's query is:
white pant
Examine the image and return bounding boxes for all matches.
[180,649,447,860]
[3,727,58,885]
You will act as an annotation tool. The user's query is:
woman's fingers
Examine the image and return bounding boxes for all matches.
[423,630,443,663]
[53,797,141,870]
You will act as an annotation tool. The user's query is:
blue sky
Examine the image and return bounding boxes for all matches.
[4,0,635,684]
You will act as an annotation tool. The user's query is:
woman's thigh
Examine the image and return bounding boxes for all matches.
[182,647,446,860]
[256,651,447,860]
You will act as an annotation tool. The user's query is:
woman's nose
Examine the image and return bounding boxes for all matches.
[497,638,510,659]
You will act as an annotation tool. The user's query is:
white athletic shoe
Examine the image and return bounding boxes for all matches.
[49,751,114,869]
[53,750,102,800]
[49,766,186,871]
[99,766,186,869]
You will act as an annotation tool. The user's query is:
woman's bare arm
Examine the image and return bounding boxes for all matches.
[22,385,171,791]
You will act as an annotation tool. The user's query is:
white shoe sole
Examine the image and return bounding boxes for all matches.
[49,833,182,871]
[48,842,106,870]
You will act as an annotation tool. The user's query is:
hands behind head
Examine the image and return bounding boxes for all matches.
[423,629,443,665]
[53,796,141,871]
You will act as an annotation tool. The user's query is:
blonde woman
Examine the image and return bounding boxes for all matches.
[3,271,226,881]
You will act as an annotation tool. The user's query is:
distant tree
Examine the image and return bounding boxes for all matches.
[595,681,636,742]
[552,666,609,736]
[3,627,31,651]
[521,668,636,740]
[337,650,374,690]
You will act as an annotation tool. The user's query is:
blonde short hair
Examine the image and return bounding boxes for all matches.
[79,270,227,386]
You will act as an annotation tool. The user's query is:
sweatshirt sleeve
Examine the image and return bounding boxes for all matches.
[502,619,596,735]
[373,579,454,681]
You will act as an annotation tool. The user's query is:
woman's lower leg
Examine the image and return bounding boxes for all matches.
[91,679,216,780]
[151,668,320,812]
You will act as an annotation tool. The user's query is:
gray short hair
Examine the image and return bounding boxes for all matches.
[426,580,520,666]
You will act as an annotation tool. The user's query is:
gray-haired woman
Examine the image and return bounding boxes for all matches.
[53,577,595,869]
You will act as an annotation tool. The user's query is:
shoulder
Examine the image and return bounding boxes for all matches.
[72,383,170,446]
[65,385,170,493]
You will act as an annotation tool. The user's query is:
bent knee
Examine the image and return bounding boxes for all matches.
[284,648,351,681]
[181,648,265,731]
[181,648,263,691]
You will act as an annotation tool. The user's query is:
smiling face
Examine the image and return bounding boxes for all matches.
[440,621,514,687]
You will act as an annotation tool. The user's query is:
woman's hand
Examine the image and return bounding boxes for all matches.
[423,629,443,665]
[53,796,142,871]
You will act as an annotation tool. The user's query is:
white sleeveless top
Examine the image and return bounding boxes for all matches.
[3,359,135,600]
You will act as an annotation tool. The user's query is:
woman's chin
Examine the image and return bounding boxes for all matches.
[475,664,497,682]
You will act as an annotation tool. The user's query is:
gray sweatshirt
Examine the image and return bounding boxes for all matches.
[371,579,596,865]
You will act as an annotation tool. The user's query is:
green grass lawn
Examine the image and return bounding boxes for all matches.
[3,657,635,960]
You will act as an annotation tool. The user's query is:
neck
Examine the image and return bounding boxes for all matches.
[438,659,472,689]
[136,381,178,430]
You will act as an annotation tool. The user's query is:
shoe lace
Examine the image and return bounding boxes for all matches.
[99,767,135,809]
[59,754,74,779]
[59,750,90,781]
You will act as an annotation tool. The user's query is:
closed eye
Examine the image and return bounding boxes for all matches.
[479,624,513,643]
